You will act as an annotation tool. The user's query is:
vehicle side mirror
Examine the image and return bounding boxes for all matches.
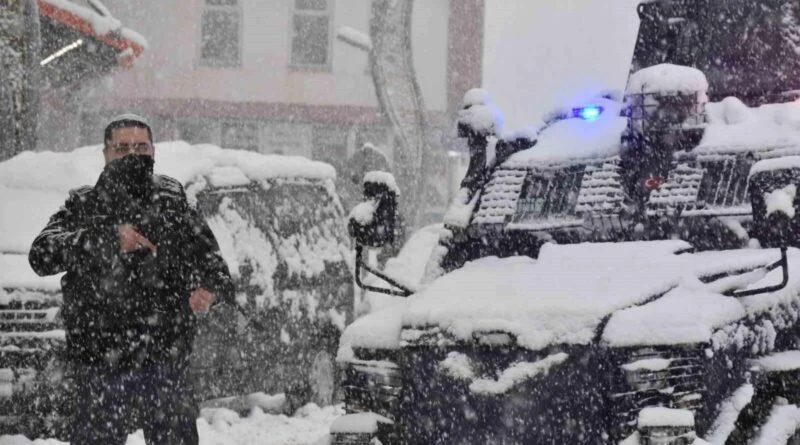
[348,171,398,248]
[730,162,800,298]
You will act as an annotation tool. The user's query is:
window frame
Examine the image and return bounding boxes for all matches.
[288,0,334,71]
[198,0,243,68]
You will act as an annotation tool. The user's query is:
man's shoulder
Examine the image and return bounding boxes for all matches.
[154,174,184,192]
[153,174,187,200]
[66,185,95,204]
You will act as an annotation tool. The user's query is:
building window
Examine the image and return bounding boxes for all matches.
[290,0,332,68]
[222,121,259,150]
[200,0,241,66]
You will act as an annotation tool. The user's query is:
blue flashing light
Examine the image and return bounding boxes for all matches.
[573,105,604,121]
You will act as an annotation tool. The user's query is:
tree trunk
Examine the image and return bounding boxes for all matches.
[0,0,41,161]
[369,0,431,229]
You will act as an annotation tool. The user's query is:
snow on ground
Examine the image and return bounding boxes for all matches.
[0,404,342,445]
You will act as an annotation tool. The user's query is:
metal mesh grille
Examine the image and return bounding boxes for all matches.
[696,156,753,208]
[512,166,585,222]
[609,347,706,439]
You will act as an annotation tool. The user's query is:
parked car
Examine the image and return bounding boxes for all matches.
[0,141,354,438]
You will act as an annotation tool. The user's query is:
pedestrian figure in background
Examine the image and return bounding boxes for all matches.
[29,114,234,445]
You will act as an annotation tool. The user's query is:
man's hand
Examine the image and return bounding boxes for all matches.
[118,224,157,253]
[189,288,216,314]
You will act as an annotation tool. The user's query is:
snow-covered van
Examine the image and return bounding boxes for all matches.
[0,142,353,437]
[332,1,800,444]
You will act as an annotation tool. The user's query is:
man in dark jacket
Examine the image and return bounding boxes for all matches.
[29,114,234,445]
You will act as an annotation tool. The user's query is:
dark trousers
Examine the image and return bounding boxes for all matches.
[70,361,199,445]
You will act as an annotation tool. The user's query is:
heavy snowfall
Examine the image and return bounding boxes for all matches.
[4,0,800,444]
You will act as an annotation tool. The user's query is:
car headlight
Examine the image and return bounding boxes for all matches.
[342,358,403,420]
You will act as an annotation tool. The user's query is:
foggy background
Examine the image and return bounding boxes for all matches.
[484,0,641,131]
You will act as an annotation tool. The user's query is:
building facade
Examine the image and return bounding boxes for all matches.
[52,0,483,177]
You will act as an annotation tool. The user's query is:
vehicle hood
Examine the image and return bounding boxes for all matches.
[339,240,800,358]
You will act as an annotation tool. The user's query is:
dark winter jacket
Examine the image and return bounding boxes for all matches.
[29,168,234,369]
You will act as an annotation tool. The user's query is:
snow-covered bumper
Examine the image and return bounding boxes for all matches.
[333,338,740,445]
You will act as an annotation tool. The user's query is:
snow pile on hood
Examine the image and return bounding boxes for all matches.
[602,286,745,347]
[626,64,709,95]
[503,97,627,166]
[340,241,793,356]
[402,240,696,350]
[697,98,800,152]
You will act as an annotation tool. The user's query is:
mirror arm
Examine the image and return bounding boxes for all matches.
[733,247,789,298]
[355,245,414,297]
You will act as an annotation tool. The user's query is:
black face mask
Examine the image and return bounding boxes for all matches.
[97,154,155,203]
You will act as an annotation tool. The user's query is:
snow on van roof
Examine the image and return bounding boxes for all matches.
[503,99,627,167]
[0,141,335,192]
[339,241,790,356]
[696,98,800,153]
[0,141,336,254]
[626,63,709,95]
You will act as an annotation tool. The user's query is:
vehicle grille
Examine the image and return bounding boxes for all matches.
[609,347,706,439]
[512,165,586,222]
[695,156,753,209]
[0,290,65,435]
